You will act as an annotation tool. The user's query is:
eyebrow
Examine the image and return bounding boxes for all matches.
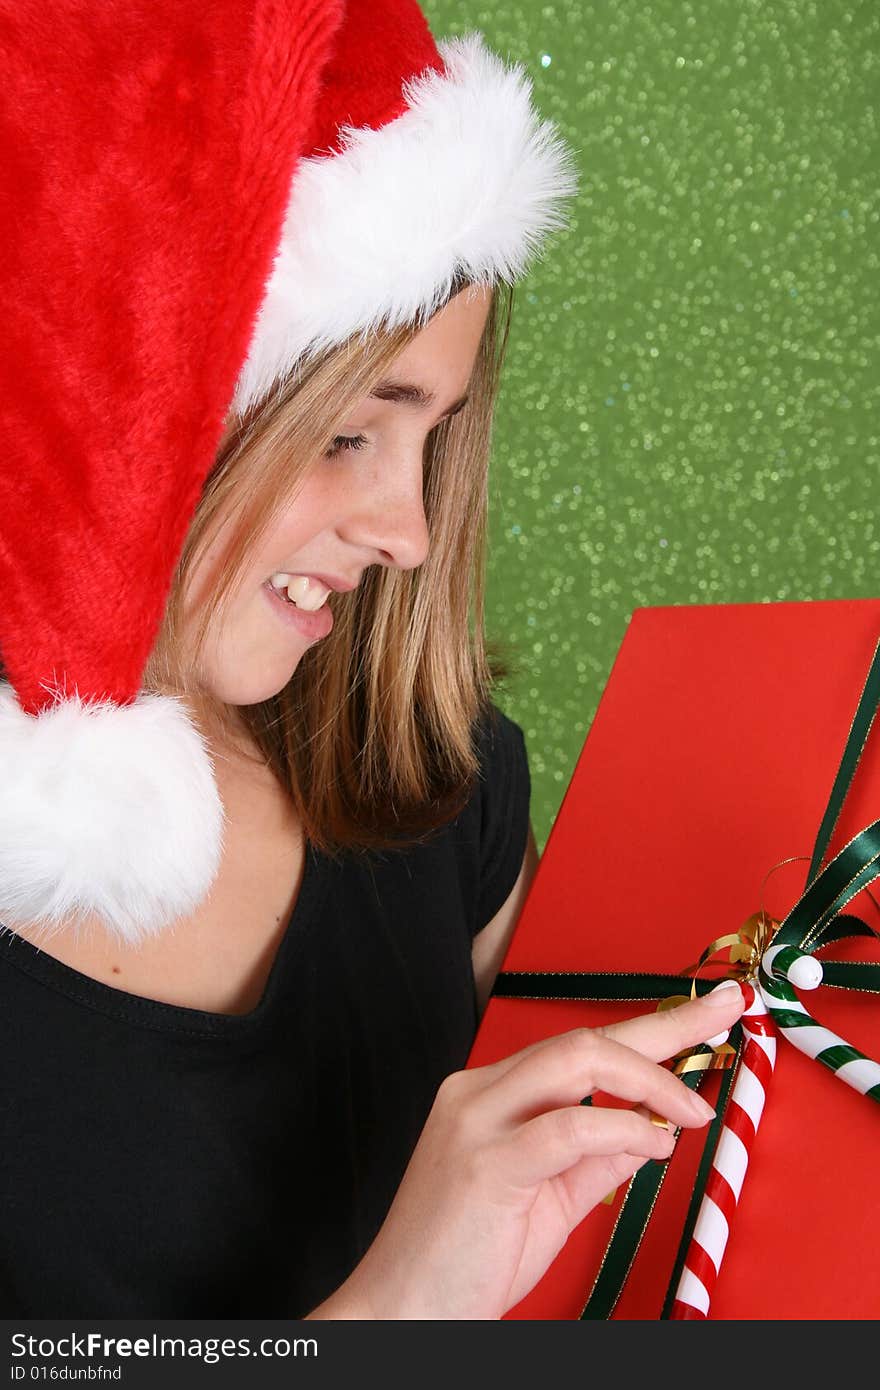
[368,379,470,419]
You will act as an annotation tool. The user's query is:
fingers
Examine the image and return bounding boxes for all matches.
[478,1026,715,1132]
[501,1102,676,1190]
[471,983,745,1092]
[598,981,745,1062]
[550,1148,649,1228]
[459,985,742,1144]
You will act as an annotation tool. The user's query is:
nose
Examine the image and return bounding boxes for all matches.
[338,451,430,572]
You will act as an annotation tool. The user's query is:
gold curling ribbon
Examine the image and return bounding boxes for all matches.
[600,912,779,1207]
[660,910,781,1083]
[681,909,779,991]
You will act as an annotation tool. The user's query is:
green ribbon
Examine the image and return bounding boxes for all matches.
[489,636,880,1318]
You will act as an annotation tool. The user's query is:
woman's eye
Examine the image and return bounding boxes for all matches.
[325,433,369,458]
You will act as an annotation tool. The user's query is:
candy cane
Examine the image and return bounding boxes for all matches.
[669,982,776,1319]
[758,945,880,1100]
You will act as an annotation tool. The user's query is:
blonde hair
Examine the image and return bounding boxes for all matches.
[144,278,518,855]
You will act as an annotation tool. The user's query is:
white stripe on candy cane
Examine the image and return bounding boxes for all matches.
[728,1058,766,1125]
[837,1056,880,1093]
[675,1268,710,1317]
[692,1195,728,1273]
[711,1126,748,1198]
[774,1022,850,1060]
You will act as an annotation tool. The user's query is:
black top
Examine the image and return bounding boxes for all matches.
[0,704,531,1317]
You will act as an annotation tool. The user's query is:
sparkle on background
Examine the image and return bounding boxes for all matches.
[424,0,879,849]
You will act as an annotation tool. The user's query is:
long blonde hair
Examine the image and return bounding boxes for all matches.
[144,277,518,855]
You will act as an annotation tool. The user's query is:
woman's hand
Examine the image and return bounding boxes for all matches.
[310,981,744,1320]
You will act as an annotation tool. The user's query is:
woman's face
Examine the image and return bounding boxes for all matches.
[183,284,492,709]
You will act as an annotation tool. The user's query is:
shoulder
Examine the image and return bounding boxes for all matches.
[472,700,531,828]
[450,700,533,936]
[473,699,528,760]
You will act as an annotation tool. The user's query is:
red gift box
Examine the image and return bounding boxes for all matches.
[467,598,880,1320]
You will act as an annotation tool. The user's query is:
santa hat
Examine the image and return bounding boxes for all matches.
[0,0,578,944]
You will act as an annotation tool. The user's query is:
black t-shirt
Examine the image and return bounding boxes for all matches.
[0,704,531,1317]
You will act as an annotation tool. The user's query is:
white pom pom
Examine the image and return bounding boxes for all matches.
[0,683,225,946]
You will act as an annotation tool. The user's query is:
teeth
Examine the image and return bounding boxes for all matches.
[285,576,311,606]
[292,581,329,612]
[269,572,330,612]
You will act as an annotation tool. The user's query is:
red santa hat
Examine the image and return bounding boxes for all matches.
[0,0,578,943]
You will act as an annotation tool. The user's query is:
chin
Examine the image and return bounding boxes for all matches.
[217,674,297,707]
[204,655,300,709]
[192,605,306,708]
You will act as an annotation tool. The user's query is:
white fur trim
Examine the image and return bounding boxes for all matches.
[0,683,225,946]
[231,31,579,415]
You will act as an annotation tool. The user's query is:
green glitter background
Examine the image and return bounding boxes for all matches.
[423,0,879,850]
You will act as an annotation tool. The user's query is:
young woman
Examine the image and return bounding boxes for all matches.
[0,1,745,1318]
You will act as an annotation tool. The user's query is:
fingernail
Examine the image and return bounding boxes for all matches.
[689,1091,716,1122]
[705,979,742,1006]
[705,1029,730,1048]
[649,1112,671,1130]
